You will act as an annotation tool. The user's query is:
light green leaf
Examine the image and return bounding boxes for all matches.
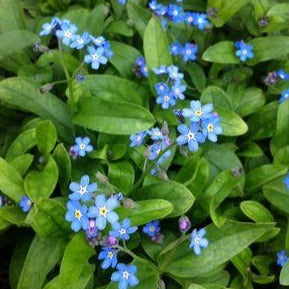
[280,261,289,285]
[10,154,34,176]
[36,120,57,155]
[0,206,26,225]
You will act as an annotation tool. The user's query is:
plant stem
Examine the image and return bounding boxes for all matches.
[117,245,138,259]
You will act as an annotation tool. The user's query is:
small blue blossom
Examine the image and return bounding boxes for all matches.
[134,57,148,78]
[87,194,119,230]
[190,228,209,255]
[235,40,254,62]
[155,82,169,96]
[156,91,176,109]
[65,200,89,232]
[19,196,32,213]
[143,220,160,237]
[283,173,289,189]
[170,42,183,56]
[279,88,289,103]
[73,137,93,157]
[110,218,138,240]
[99,247,118,269]
[149,0,168,17]
[39,17,61,36]
[157,150,172,165]
[277,69,289,81]
[182,43,198,62]
[102,41,114,58]
[56,22,78,46]
[148,128,164,141]
[171,80,186,100]
[167,4,184,23]
[130,131,147,147]
[147,143,162,161]
[118,0,127,5]
[176,123,206,152]
[194,13,210,30]
[111,263,139,289]
[76,73,85,82]
[69,175,97,202]
[277,250,288,267]
[90,35,106,46]
[152,65,168,75]
[84,46,108,70]
[183,101,213,122]
[86,219,98,238]
[167,65,184,81]
[185,12,198,26]
[202,115,222,142]
[70,32,91,49]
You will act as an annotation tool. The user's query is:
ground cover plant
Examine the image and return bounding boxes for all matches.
[1,0,289,288]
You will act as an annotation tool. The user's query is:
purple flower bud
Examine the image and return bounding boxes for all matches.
[122,198,139,209]
[76,73,85,82]
[69,146,78,159]
[179,216,191,232]
[264,71,278,86]
[151,233,164,244]
[95,171,109,183]
[258,17,268,27]
[207,7,218,18]
[108,236,118,246]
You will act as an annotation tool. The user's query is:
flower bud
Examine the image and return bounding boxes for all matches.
[179,216,191,233]
[40,83,54,94]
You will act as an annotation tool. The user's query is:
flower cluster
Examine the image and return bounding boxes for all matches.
[277,250,288,267]
[153,65,186,109]
[39,18,113,70]
[235,40,254,62]
[133,57,148,78]
[130,125,172,175]
[170,41,198,62]
[176,101,222,152]
[148,0,210,30]
[69,136,93,158]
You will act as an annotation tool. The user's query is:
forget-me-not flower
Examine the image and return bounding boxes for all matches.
[73,137,93,157]
[235,40,254,62]
[19,195,32,212]
[99,247,118,269]
[194,13,210,30]
[143,220,160,237]
[167,4,184,23]
[182,100,213,122]
[65,200,89,232]
[171,80,186,100]
[70,32,91,49]
[110,218,138,240]
[69,175,97,202]
[39,17,61,36]
[84,46,108,70]
[277,250,288,267]
[190,228,209,255]
[182,43,198,62]
[202,115,222,142]
[56,21,78,46]
[111,263,139,289]
[130,131,147,147]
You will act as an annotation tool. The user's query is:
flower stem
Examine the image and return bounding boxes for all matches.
[117,245,138,259]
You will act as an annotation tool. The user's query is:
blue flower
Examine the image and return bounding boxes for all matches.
[202,115,222,142]
[140,64,148,77]
[170,42,183,56]
[143,220,160,237]
[87,194,119,230]
[185,12,198,26]
[0,195,3,208]
[182,43,198,62]
[277,69,289,80]
[19,195,32,212]
[283,173,289,189]
[56,22,78,46]
[39,17,61,36]
[183,100,213,122]
[130,131,147,147]
[102,41,114,59]
[118,0,127,5]
[157,150,172,165]
[65,200,89,232]
[156,91,176,109]
[277,250,288,267]
[69,175,97,202]
[70,32,91,49]
[149,0,167,17]
[235,40,254,62]
[167,65,184,81]
[194,13,210,30]
[171,80,186,100]
[73,137,93,157]
[167,4,184,23]
[84,46,108,70]
[190,228,209,255]
[99,247,118,269]
[111,263,139,289]
[86,219,98,238]
[176,123,205,152]
[152,65,168,75]
[90,35,106,46]
[110,218,138,240]
[280,89,289,103]
[148,128,164,141]
[134,57,148,77]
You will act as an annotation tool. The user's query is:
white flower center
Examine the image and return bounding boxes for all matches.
[64,31,72,38]
[194,236,200,245]
[173,10,178,16]
[78,186,87,196]
[242,49,248,55]
[187,132,195,140]
[149,226,155,232]
[92,53,99,61]
[79,143,86,150]
[188,16,193,22]
[198,18,203,24]
[78,38,84,44]
[122,271,130,280]
[186,50,192,55]
[119,228,126,235]
[164,95,170,102]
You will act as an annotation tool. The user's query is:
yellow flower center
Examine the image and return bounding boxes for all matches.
[207,124,214,132]
[107,252,114,259]
[75,209,82,220]
[195,109,203,116]
[99,206,108,217]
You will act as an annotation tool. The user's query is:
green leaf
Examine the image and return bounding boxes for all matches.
[144,17,172,69]
[73,97,155,135]
[106,20,134,37]
[43,234,95,289]
[247,36,289,65]
[135,181,195,218]
[36,120,57,155]
[53,144,71,193]
[185,63,206,93]
[263,4,289,32]
[201,86,232,110]
[10,154,34,176]
[16,235,67,289]
[24,156,59,202]
[127,2,151,38]
[83,74,149,107]
[237,142,263,158]
[0,157,24,202]
[110,41,141,78]
[240,201,275,223]
[108,161,135,194]
[6,128,36,162]
[202,41,240,64]
[280,261,289,285]
[0,206,26,225]
[0,77,74,141]
[117,199,173,226]
[0,30,39,61]
[245,164,288,194]
[263,181,289,214]
[32,198,70,238]
[159,221,274,278]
